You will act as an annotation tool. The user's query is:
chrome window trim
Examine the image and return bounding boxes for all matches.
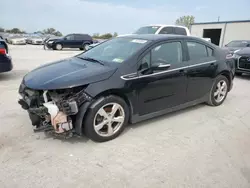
[121,60,217,80]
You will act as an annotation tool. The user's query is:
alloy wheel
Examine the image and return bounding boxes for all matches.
[93,103,125,137]
[56,44,62,50]
[213,80,228,103]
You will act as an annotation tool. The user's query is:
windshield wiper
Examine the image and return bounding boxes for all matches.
[77,56,104,65]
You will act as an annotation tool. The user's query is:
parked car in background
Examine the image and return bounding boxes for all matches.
[18,34,234,142]
[232,47,250,76]
[26,36,44,45]
[133,25,191,36]
[44,33,94,50]
[0,39,13,73]
[8,36,26,45]
[224,40,250,54]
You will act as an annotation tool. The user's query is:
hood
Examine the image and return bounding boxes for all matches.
[235,47,250,56]
[23,57,117,90]
[222,47,242,53]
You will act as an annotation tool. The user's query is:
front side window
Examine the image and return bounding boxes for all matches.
[65,35,74,40]
[187,41,208,60]
[139,42,182,70]
[134,26,160,34]
[78,38,149,63]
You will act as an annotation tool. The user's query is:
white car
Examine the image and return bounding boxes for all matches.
[26,36,44,45]
[133,25,191,36]
[9,36,26,45]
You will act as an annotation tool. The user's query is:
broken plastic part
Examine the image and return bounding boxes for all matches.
[43,102,73,133]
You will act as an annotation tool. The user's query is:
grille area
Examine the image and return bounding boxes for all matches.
[239,56,250,70]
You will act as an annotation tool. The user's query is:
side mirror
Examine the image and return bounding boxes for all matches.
[224,44,228,47]
[64,37,67,40]
[151,60,171,70]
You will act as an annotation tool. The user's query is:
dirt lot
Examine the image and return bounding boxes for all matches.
[1,45,250,188]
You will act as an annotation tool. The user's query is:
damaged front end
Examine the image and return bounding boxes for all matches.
[18,82,92,138]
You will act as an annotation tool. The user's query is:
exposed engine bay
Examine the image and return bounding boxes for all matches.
[18,83,92,138]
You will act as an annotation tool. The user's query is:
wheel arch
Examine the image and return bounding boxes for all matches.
[217,70,232,91]
[93,89,134,121]
[74,89,134,136]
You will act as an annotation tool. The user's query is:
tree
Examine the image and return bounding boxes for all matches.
[0,27,4,32]
[113,32,118,37]
[54,31,63,36]
[175,15,195,29]
[43,28,56,34]
[100,33,113,39]
[42,28,63,36]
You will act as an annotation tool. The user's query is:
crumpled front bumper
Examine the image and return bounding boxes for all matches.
[18,82,92,136]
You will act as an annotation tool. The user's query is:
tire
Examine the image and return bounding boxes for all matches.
[55,43,63,50]
[79,47,84,51]
[83,43,90,51]
[84,95,129,142]
[235,72,242,76]
[207,75,229,106]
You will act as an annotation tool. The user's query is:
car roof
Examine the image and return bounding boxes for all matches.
[142,24,188,29]
[119,34,199,41]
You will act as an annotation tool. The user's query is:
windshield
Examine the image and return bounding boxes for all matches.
[78,37,149,63]
[134,26,160,34]
[227,41,249,47]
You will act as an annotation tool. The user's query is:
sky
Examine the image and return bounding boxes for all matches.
[1,0,250,35]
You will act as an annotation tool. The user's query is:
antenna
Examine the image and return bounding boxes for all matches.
[217,16,220,22]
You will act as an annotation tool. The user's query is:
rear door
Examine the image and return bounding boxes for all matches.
[185,40,217,102]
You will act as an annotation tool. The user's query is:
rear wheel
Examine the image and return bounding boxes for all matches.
[84,96,129,142]
[207,75,229,106]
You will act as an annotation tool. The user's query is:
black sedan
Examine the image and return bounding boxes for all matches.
[18,34,234,142]
[0,39,13,73]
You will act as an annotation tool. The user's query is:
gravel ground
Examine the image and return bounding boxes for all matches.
[1,45,250,188]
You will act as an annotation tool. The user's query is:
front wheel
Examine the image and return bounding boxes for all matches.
[207,75,229,106]
[55,43,63,50]
[84,96,129,142]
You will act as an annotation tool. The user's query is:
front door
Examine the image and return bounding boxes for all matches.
[185,40,217,102]
[136,41,188,116]
[64,34,76,48]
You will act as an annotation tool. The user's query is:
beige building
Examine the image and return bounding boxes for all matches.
[190,20,250,47]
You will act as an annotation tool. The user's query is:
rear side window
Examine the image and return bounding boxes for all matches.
[174,27,187,35]
[159,27,174,34]
[187,41,208,60]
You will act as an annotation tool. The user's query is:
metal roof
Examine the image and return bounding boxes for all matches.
[191,20,250,25]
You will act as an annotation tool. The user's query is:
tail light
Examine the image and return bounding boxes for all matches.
[0,48,6,55]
